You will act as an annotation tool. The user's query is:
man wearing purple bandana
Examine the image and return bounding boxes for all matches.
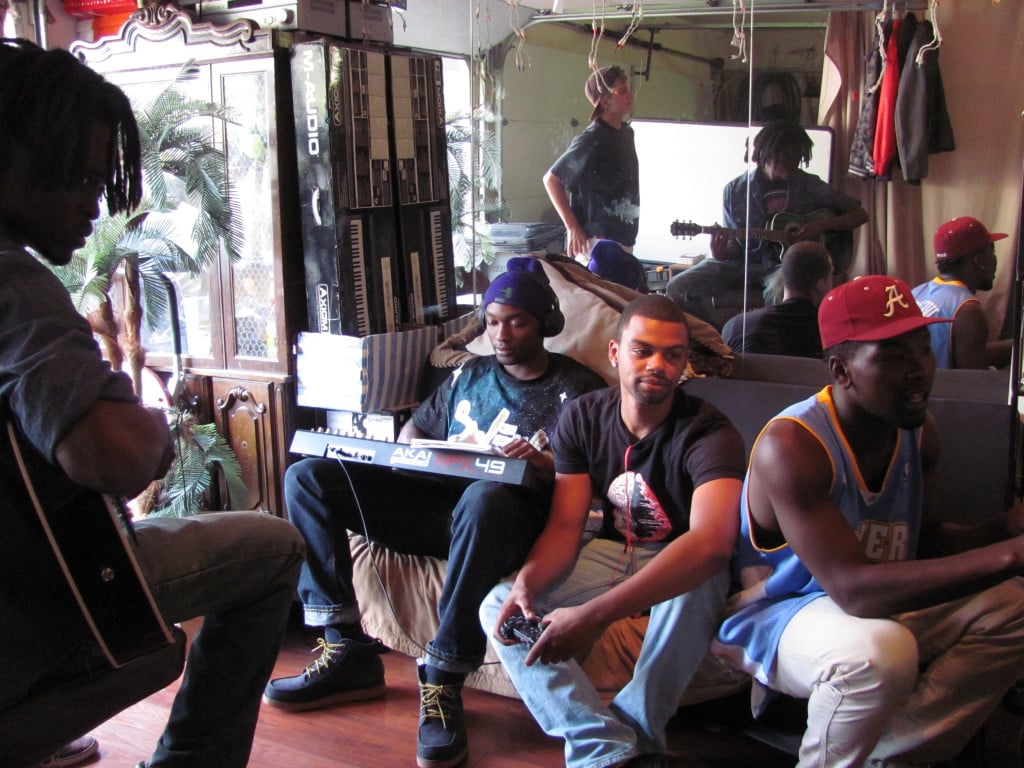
[264,258,605,767]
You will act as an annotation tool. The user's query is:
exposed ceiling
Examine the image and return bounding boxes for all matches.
[513,0,885,28]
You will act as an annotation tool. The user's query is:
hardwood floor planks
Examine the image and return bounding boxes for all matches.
[81,624,791,766]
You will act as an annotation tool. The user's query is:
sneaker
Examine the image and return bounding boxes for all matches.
[416,664,467,768]
[262,628,385,712]
[36,735,99,767]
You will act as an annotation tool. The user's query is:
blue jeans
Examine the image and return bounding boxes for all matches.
[285,458,549,673]
[480,538,730,768]
[665,258,779,330]
[133,511,305,768]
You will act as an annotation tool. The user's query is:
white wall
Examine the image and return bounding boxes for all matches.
[392,0,529,55]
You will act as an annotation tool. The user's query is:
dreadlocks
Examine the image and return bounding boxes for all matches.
[0,38,142,215]
[749,120,814,168]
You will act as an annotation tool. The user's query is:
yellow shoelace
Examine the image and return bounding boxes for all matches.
[419,682,458,728]
[303,636,345,679]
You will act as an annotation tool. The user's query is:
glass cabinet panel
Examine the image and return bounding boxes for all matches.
[218,60,281,366]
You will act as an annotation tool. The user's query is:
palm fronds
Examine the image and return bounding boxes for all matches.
[143,412,247,518]
[446,108,507,280]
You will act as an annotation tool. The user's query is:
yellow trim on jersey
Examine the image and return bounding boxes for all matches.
[820,385,903,498]
[744,387,837,554]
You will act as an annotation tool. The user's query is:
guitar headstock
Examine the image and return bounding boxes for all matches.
[670,220,703,238]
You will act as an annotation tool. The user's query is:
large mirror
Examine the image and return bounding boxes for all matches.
[395,0,1022,394]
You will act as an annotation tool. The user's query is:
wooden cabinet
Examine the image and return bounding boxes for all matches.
[210,376,293,514]
[73,5,308,515]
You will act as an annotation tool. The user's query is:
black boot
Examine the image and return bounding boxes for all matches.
[262,627,385,711]
[416,663,467,768]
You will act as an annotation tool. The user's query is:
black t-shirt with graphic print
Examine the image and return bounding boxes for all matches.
[552,386,745,542]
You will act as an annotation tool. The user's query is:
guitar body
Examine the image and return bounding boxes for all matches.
[6,422,173,668]
[670,208,854,276]
[769,210,854,276]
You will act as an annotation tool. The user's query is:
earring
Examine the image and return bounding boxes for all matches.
[611,360,617,368]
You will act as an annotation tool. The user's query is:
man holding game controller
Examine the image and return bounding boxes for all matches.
[264,257,605,768]
[481,294,746,768]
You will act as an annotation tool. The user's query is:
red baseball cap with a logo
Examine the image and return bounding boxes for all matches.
[818,275,951,349]
[934,216,1007,263]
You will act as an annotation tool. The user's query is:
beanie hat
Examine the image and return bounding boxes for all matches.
[587,239,645,291]
[482,257,557,324]
[818,275,950,349]
[585,65,626,122]
[934,216,1007,263]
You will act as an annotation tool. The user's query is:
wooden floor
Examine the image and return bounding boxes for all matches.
[81,623,796,767]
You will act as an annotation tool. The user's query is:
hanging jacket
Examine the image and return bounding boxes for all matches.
[895,18,956,183]
[848,20,888,178]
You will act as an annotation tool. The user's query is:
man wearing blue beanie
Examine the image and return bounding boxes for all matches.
[265,257,606,768]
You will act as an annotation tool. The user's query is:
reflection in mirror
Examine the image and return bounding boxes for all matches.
[631,121,834,263]
[487,8,833,340]
[468,3,1020,396]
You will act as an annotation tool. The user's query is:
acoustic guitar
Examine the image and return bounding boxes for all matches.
[669,209,853,275]
[6,421,174,668]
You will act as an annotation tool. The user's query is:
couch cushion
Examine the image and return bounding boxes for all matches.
[435,254,733,385]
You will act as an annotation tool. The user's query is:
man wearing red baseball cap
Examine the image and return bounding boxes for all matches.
[715,274,1024,767]
[543,65,639,261]
[911,216,1012,368]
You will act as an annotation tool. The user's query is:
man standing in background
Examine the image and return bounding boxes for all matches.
[544,65,639,261]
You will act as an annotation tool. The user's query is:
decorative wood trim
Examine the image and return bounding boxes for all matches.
[215,385,268,415]
[70,2,273,69]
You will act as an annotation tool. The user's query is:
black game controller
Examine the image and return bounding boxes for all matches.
[499,614,546,648]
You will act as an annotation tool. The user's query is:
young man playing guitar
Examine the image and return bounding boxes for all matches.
[667,120,867,330]
[0,40,305,768]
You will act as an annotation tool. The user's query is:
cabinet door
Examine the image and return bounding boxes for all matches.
[110,53,297,376]
[210,377,292,516]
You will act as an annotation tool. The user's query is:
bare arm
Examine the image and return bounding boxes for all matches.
[951,301,1011,369]
[543,170,589,259]
[500,437,555,482]
[520,476,741,665]
[751,417,1024,618]
[398,419,424,444]
[55,400,174,499]
[951,301,990,369]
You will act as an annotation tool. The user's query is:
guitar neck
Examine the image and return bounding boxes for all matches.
[684,223,789,244]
